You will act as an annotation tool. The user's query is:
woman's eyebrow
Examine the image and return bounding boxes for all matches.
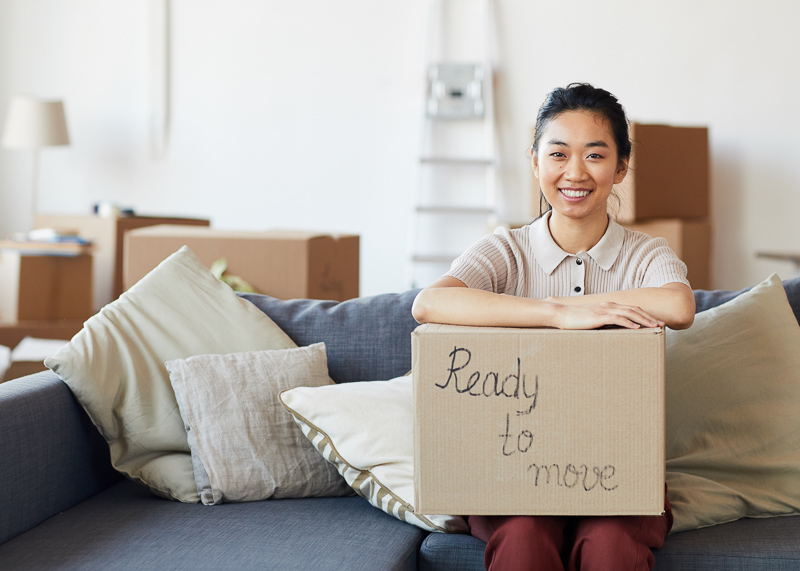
[545,139,610,149]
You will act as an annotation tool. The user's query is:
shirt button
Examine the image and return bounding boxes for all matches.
[574,286,582,293]
[576,259,583,265]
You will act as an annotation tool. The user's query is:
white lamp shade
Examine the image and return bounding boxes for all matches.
[2,96,70,149]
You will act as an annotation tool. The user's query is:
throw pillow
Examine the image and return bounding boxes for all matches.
[279,375,469,533]
[165,343,352,505]
[665,273,800,532]
[44,246,297,502]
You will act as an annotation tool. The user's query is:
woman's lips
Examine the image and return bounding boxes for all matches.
[559,188,591,200]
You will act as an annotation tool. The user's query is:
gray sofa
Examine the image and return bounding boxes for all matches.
[2,281,800,570]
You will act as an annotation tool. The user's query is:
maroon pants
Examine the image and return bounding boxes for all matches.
[468,490,673,571]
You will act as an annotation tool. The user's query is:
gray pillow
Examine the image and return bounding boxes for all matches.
[166,343,352,504]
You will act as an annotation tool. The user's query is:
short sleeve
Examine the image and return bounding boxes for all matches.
[630,237,691,289]
[445,229,522,294]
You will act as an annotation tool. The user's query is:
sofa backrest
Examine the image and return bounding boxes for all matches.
[241,277,800,384]
[239,289,422,384]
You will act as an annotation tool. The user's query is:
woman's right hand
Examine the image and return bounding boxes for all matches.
[547,299,664,330]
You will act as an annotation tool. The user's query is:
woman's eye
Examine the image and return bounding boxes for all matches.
[550,152,566,158]
[587,153,604,160]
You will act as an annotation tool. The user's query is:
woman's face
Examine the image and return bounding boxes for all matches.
[532,110,628,225]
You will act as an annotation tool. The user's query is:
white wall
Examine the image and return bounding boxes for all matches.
[1,0,799,296]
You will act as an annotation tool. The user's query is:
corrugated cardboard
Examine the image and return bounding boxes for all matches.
[124,226,360,301]
[412,324,665,516]
[1,337,71,383]
[624,218,712,290]
[615,124,709,223]
[34,214,210,310]
[0,252,93,323]
[0,321,83,351]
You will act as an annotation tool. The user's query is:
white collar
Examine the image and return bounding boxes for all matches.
[529,211,625,275]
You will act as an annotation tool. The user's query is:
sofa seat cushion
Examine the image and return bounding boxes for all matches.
[417,517,800,571]
[0,480,426,571]
[654,516,800,570]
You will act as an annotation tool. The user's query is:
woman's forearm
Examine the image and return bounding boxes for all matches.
[549,283,695,330]
[412,278,695,330]
[412,285,559,328]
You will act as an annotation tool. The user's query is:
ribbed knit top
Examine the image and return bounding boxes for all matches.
[446,211,690,299]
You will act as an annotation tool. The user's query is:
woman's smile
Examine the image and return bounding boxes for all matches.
[559,187,592,200]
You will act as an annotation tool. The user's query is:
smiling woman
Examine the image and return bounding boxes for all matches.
[533,109,627,253]
[411,83,696,571]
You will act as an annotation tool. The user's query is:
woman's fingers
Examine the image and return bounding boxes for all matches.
[555,302,664,330]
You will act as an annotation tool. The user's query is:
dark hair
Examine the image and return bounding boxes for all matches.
[532,83,631,217]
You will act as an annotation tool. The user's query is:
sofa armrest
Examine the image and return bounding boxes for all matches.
[0,371,121,544]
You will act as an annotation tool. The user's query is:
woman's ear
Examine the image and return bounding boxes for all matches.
[614,158,629,184]
[531,155,539,179]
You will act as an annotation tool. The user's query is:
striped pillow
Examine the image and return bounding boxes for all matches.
[279,375,468,533]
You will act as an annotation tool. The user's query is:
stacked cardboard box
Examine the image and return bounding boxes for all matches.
[617,123,711,290]
[0,249,92,382]
[34,214,210,310]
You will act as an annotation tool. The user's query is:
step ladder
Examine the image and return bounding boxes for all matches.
[406,0,499,289]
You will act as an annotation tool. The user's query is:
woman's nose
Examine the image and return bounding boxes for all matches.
[564,157,587,181]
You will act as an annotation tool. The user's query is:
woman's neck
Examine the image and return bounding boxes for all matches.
[547,211,609,254]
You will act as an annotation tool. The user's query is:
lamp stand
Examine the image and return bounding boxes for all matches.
[30,147,40,230]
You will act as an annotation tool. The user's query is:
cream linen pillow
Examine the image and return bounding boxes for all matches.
[44,246,296,502]
[666,274,800,533]
[165,343,351,505]
[279,375,468,533]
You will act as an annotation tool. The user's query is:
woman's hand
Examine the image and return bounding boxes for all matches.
[547,299,665,330]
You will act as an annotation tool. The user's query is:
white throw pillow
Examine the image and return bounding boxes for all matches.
[45,246,296,502]
[666,274,800,532]
[165,343,352,505]
[279,375,469,533]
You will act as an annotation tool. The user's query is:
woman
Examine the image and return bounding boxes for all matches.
[412,83,694,570]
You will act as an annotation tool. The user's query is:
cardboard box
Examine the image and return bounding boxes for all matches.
[0,320,83,350]
[1,361,47,383]
[412,324,665,516]
[0,336,72,383]
[124,226,360,301]
[0,252,93,323]
[531,123,709,223]
[34,214,210,310]
[615,123,709,223]
[623,218,712,290]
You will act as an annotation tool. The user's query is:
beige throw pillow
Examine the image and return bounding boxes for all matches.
[280,375,469,533]
[166,343,352,505]
[45,246,296,502]
[666,274,800,532]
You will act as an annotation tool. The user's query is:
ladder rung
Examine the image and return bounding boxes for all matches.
[420,156,494,166]
[416,206,495,215]
[412,255,458,264]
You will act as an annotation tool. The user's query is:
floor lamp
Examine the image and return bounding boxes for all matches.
[2,96,71,230]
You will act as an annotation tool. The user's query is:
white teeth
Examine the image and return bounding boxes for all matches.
[561,189,590,198]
